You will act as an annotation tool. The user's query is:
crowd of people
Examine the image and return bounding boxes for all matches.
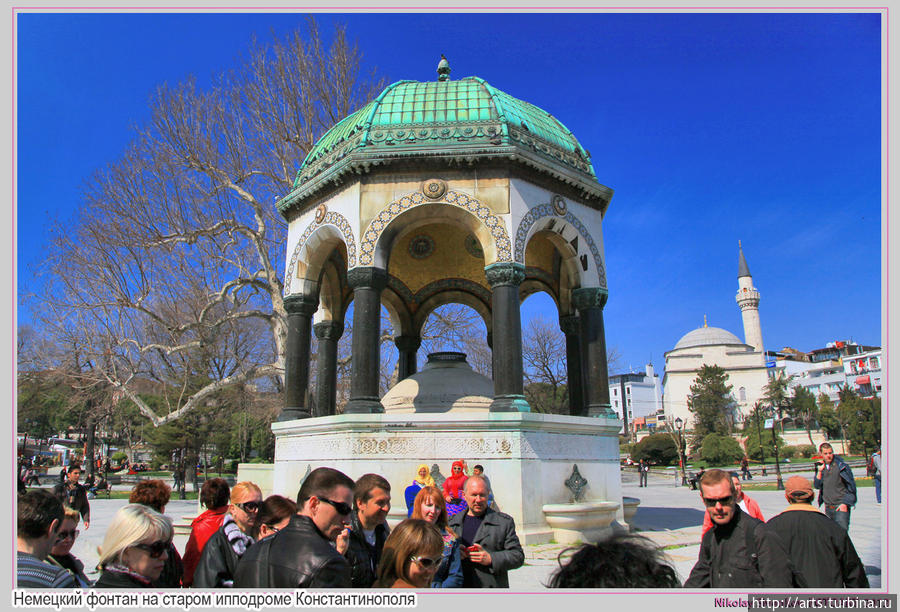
[16,442,875,590]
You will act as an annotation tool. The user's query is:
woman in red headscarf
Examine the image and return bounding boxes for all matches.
[442,461,468,517]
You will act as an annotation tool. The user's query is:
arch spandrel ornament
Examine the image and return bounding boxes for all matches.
[514,202,607,289]
[357,188,512,269]
[284,210,357,296]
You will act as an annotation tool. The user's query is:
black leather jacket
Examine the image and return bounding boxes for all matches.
[684,508,794,588]
[193,524,249,588]
[345,510,390,588]
[233,515,351,588]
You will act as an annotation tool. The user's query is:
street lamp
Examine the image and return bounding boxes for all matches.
[768,406,784,490]
[674,417,688,486]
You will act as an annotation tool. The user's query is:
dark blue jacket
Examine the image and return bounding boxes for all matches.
[813,454,857,507]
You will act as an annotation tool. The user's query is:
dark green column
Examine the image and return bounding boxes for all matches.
[560,314,586,417]
[485,262,530,412]
[572,287,613,418]
[346,267,388,414]
[313,321,344,417]
[280,293,319,421]
[394,335,421,382]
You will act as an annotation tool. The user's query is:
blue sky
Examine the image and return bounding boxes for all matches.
[15,11,882,378]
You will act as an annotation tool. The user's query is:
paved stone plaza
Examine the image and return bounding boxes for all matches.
[38,464,881,590]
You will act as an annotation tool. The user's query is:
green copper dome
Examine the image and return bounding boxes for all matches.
[278,74,611,215]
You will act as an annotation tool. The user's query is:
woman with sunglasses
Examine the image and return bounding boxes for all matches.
[47,505,91,588]
[411,486,463,587]
[373,519,444,589]
[251,495,298,540]
[441,461,468,517]
[94,504,174,588]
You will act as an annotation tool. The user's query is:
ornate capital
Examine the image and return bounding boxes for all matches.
[283,293,319,317]
[347,267,389,291]
[559,315,581,336]
[571,287,609,311]
[313,321,344,341]
[394,335,421,352]
[484,262,526,288]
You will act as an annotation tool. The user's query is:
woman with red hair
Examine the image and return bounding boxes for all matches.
[442,461,468,517]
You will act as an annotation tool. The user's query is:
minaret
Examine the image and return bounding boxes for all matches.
[735,241,764,359]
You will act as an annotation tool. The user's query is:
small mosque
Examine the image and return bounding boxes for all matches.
[662,244,770,428]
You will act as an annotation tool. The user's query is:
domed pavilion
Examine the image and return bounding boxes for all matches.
[267,58,623,543]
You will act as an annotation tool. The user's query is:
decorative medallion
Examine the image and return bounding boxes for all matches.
[422,179,447,200]
[564,464,588,502]
[552,194,567,216]
[315,204,327,224]
[408,234,435,259]
[465,234,484,259]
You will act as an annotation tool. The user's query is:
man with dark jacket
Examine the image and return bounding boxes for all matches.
[448,475,523,588]
[52,464,90,530]
[813,443,857,531]
[194,481,261,587]
[233,467,354,588]
[684,469,797,588]
[345,473,391,588]
[768,476,868,588]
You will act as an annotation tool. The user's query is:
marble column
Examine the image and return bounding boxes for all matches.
[313,321,344,417]
[560,314,586,417]
[346,267,388,414]
[395,335,421,381]
[280,293,319,421]
[572,287,613,418]
[485,262,530,412]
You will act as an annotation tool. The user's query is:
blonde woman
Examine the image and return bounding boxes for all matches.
[373,519,443,589]
[94,504,173,588]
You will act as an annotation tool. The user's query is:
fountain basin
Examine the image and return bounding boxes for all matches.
[622,496,641,528]
[542,501,619,544]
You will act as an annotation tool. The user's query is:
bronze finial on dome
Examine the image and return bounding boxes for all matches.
[437,54,451,81]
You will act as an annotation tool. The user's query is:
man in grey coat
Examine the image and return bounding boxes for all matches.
[448,475,524,587]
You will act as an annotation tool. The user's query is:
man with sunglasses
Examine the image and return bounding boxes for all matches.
[684,469,796,588]
[234,467,355,588]
[194,481,262,587]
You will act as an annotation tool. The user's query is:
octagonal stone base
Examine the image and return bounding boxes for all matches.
[270,411,623,545]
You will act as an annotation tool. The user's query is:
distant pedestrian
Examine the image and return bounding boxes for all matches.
[813,442,857,531]
[740,456,752,480]
[472,465,494,508]
[638,459,649,487]
[871,448,882,504]
[52,464,90,530]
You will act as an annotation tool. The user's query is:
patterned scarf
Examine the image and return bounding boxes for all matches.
[103,562,153,586]
[220,513,254,588]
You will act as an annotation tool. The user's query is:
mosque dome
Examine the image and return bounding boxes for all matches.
[673,326,743,350]
[278,58,612,215]
[380,352,494,413]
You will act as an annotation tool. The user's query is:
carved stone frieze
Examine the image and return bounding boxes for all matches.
[571,287,609,311]
[484,262,526,288]
[347,267,389,291]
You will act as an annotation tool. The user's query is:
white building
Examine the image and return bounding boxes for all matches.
[843,348,882,398]
[609,363,662,436]
[662,244,769,429]
[768,341,881,404]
